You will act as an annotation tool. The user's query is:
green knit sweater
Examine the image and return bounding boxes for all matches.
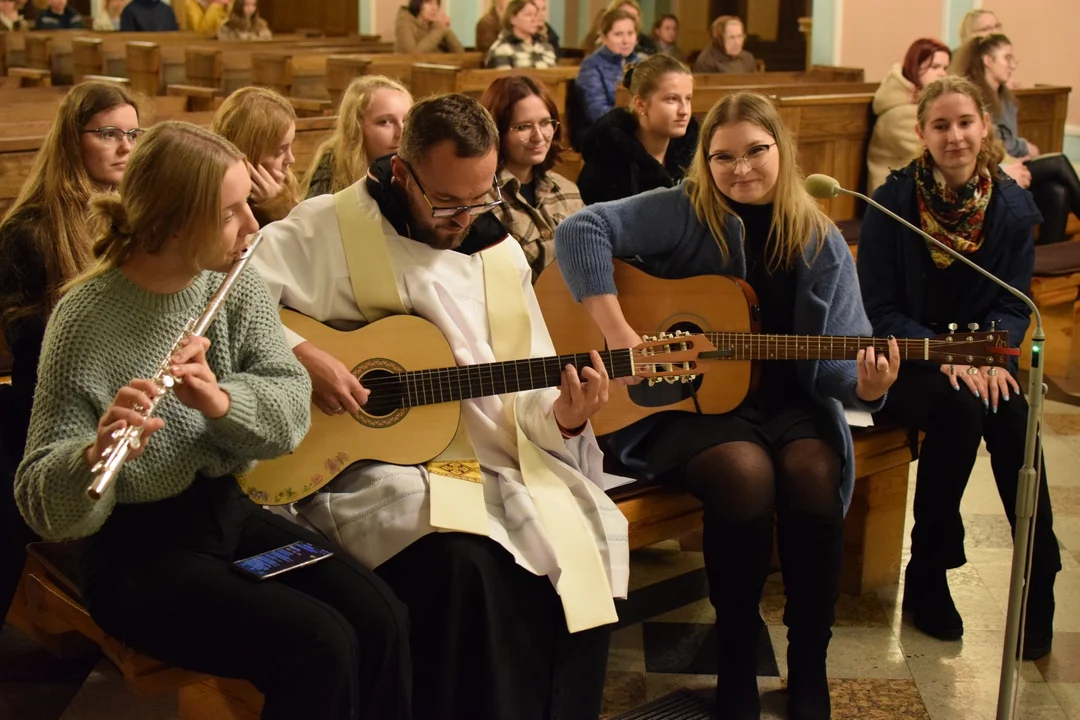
[15,266,311,541]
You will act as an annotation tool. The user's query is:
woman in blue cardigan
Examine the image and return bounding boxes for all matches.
[556,92,898,720]
[857,76,1060,660]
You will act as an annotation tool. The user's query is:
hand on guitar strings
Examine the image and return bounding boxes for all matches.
[939,363,1020,414]
[169,337,231,419]
[84,379,166,469]
[605,325,646,386]
[553,350,610,433]
[294,341,370,416]
[855,337,901,402]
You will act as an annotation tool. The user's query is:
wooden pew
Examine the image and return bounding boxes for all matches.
[173,39,395,96]
[249,44,397,100]
[690,66,865,85]
[616,80,880,109]
[324,52,486,102]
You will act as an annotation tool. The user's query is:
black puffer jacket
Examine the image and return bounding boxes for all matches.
[575,107,699,205]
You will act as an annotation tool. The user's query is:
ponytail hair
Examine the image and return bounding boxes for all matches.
[622,52,690,96]
[68,122,246,291]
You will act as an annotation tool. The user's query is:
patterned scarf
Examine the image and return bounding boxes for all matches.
[912,149,993,269]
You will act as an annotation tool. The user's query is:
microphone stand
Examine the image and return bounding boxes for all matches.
[821,180,1044,720]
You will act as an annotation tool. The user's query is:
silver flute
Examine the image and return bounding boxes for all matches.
[86,232,265,501]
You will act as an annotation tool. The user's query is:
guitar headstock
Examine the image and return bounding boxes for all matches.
[929,324,1018,364]
[632,332,717,385]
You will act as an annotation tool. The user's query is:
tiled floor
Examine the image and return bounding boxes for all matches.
[2,400,1079,719]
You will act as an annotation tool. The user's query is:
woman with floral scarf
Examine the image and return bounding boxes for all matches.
[857,76,1060,661]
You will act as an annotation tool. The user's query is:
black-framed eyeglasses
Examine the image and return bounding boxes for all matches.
[82,127,146,145]
[404,161,503,219]
[708,143,775,175]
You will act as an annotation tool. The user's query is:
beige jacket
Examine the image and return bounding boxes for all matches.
[394,6,465,54]
[867,64,921,195]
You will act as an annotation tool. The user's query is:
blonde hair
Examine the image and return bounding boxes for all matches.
[302,76,412,197]
[625,52,691,99]
[916,76,1004,174]
[958,9,999,45]
[684,92,830,270]
[210,87,300,205]
[69,122,245,289]
[0,81,140,324]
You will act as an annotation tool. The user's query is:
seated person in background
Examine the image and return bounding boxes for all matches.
[694,15,757,74]
[218,0,272,41]
[858,76,1059,660]
[395,0,465,54]
[14,0,34,23]
[484,0,557,70]
[92,0,126,30]
[0,80,141,631]
[556,90,898,720]
[652,14,683,60]
[15,121,411,720]
[0,0,30,30]
[582,0,657,56]
[211,87,301,227]
[577,53,697,205]
[534,0,561,58]
[120,0,178,31]
[253,93,627,720]
[186,0,228,33]
[576,9,646,126]
[480,75,584,281]
[958,34,1080,244]
[35,0,84,29]
[867,38,951,196]
[476,0,509,54]
[304,76,413,199]
[953,8,1020,89]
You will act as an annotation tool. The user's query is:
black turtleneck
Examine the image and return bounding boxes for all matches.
[727,197,804,407]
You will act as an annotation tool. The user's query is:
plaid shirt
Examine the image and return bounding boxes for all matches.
[490,168,585,282]
[484,31,558,69]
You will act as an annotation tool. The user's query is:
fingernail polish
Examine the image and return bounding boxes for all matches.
[974,391,980,398]
[954,385,960,391]
[993,406,998,414]
[984,399,989,410]
[1004,395,1010,401]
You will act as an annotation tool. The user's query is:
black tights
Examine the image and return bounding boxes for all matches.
[1028,154,1080,245]
[679,438,844,649]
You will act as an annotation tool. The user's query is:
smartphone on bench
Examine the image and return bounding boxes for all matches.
[232,541,334,581]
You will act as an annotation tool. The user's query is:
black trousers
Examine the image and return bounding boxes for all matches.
[81,477,412,720]
[876,365,1061,577]
[1028,154,1080,245]
[376,532,612,720]
[0,442,37,623]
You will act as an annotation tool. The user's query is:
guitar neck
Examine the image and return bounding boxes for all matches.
[402,349,634,407]
[708,333,931,361]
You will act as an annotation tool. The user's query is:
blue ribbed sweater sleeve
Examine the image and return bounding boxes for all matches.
[553,186,712,301]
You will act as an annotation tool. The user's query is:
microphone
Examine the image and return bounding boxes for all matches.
[807,173,1044,720]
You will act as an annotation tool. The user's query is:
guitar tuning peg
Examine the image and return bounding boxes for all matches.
[948,323,958,332]
[967,322,979,331]
[990,320,997,331]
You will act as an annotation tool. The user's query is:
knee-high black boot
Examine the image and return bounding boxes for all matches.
[703,511,774,720]
[777,512,843,720]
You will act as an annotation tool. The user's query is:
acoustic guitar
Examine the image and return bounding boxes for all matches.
[533,260,1017,435]
[239,310,716,505]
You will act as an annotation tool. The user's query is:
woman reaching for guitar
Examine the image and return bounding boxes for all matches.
[555,91,899,720]
[857,76,1059,660]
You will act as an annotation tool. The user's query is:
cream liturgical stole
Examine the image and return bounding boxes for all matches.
[332,187,618,632]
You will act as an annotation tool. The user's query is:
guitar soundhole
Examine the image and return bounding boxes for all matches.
[352,358,409,429]
[627,321,706,408]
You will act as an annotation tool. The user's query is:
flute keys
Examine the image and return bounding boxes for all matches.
[161,375,176,389]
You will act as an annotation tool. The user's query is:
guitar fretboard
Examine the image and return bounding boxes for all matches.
[708,333,944,361]
[380,349,635,409]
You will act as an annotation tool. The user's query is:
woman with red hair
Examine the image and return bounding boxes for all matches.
[867,38,952,195]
